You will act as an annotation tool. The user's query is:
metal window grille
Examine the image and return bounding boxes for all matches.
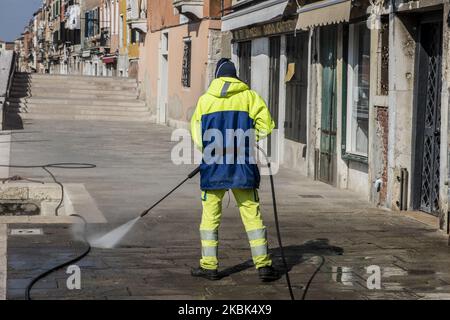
[85,12,89,37]
[182,40,192,88]
[238,41,251,86]
[285,33,308,143]
[379,16,389,96]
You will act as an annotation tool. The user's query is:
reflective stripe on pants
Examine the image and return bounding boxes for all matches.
[199,189,272,270]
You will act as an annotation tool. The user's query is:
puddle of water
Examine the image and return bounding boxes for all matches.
[380,266,408,277]
[407,269,436,276]
[381,282,406,291]
[418,293,450,300]
[332,266,354,286]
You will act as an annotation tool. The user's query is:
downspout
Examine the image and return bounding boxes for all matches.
[386,0,396,210]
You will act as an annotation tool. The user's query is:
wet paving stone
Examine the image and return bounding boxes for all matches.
[4,119,450,299]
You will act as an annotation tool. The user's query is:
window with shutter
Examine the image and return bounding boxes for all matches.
[96,8,100,35]
[85,12,89,37]
[285,33,308,144]
[238,41,251,87]
[89,11,94,37]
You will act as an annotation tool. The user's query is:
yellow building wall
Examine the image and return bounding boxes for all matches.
[119,0,127,55]
[128,43,139,59]
[119,0,139,59]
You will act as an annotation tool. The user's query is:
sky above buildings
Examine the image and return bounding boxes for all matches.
[0,0,43,42]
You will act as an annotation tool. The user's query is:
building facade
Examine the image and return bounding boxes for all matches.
[15,0,450,234]
[17,0,132,76]
[223,0,450,234]
[0,40,14,55]
[139,0,232,126]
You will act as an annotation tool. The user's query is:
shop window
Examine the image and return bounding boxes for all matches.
[346,21,371,157]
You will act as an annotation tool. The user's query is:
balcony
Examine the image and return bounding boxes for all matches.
[126,0,147,33]
[173,0,204,20]
[100,28,110,48]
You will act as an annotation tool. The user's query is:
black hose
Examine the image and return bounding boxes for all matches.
[301,255,325,300]
[25,214,91,300]
[0,162,96,300]
[5,158,324,300]
[257,146,295,300]
[0,163,96,217]
[21,164,198,299]
[257,145,325,301]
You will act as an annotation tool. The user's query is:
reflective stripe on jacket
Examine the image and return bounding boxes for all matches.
[190,77,275,190]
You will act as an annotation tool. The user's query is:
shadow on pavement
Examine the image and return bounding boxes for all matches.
[219,239,343,279]
[3,113,24,130]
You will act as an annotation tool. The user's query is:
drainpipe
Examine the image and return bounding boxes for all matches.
[390,0,396,14]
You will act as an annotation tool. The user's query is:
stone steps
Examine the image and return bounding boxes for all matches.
[9,91,138,99]
[8,97,146,107]
[15,73,137,84]
[5,73,151,122]
[10,84,138,94]
[8,106,151,117]
[7,103,149,113]
[16,113,153,122]
[11,82,139,91]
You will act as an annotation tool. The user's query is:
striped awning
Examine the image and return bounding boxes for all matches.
[102,56,116,64]
[221,0,291,32]
[296,0,352,30]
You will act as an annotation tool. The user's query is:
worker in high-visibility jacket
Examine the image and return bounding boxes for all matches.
[190,58,279,282]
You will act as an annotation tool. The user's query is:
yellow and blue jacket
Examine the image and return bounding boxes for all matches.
[191,77,275,190]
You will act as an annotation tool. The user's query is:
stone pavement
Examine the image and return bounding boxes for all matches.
[3,119,450,300]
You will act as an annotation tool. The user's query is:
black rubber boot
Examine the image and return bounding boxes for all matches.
[191,267,220,281]
[258,266,280,282]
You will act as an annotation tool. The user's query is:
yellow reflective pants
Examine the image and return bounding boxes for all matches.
[199,189,272,270]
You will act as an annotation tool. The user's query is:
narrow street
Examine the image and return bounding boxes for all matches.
[2,117,450,300]
[2,0,450,303]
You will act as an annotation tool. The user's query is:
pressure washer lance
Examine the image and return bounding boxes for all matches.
[89,166,201,249]
[139,159,295,300]
[140,166,201,218]
[25,162,320,300]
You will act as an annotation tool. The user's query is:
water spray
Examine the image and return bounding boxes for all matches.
[23,159,323,300]
[90,166,201,249]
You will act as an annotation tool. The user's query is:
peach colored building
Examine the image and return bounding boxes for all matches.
[139,0,232,127]
[100,0,121,75]
[116,0,147,78]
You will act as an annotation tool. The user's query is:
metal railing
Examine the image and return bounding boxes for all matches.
[2,51,18,129]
